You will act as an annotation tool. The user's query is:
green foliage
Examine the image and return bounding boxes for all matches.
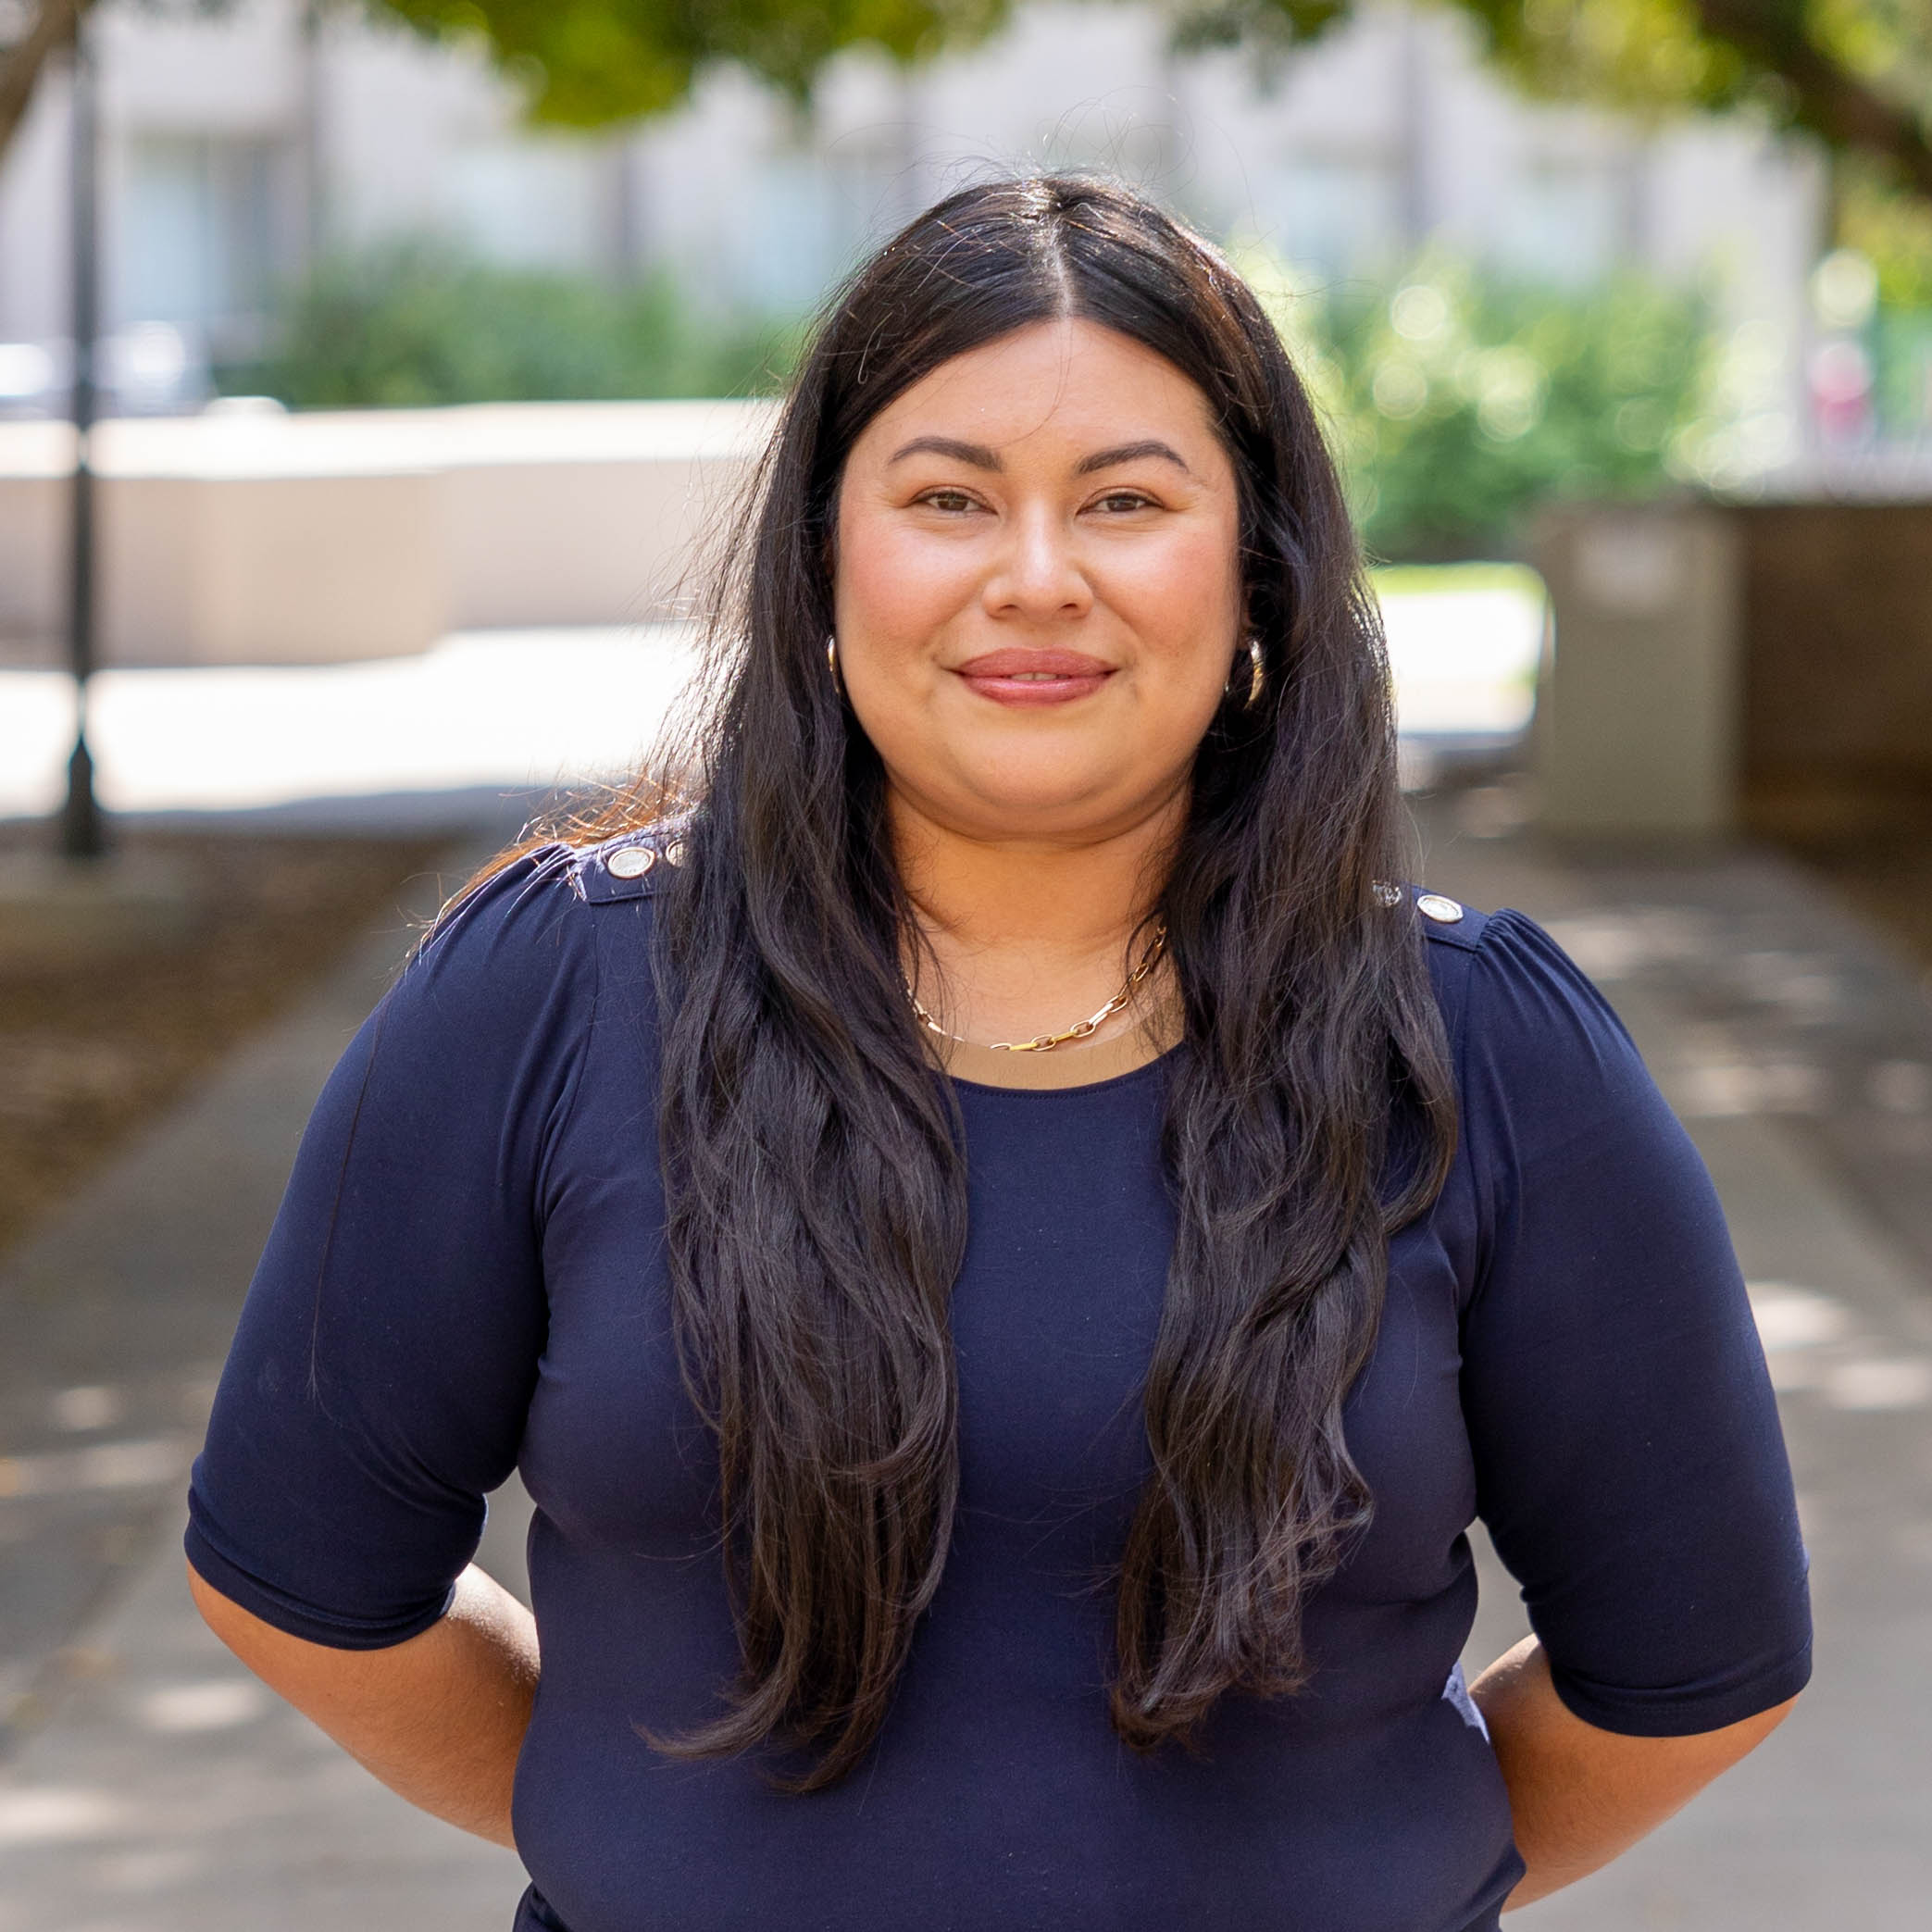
[1165,0,1351,59]
[336,0,1932,231]
[373,0,1011,124]
[1810,171,1932,439]
[1839,158,1932,307]
[1874,306,1932,434]
[226,240,1741,561]
[344,0,1923,204]
[218,242,801,408]
[1440,0,1932,199]
[1442,0,1753,117]
[1810,0,1932,116]
[1233,244,1714,559]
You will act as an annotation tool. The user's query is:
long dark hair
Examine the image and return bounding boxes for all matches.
[490,175,1455,1789]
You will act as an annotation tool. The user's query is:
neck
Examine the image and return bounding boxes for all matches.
[883,779,1188,1068]
[888,785,1184,954]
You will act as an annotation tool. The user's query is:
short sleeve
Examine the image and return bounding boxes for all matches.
[1456,909,1813,1736]
[185,846,592,1648]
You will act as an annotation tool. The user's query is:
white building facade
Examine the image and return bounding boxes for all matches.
[0,0,1824,422]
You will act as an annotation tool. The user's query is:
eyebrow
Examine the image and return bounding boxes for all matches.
[888,435,1002,468]
[1075,440,1192,477]
[885,435,1193,476]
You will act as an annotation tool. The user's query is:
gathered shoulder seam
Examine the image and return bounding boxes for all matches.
[567,827,690,904]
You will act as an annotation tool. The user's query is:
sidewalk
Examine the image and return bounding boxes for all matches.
[1427,792,1932,1928]
[2,791,1929,1927]
[0,843,530,1931]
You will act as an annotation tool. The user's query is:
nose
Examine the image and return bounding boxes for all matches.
[980,503,1092,622]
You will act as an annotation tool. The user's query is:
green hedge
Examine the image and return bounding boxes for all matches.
[218,242,801,409]
[228,237,1718,561]
[1234,245,1713,560]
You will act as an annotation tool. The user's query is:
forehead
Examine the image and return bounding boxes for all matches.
[849,318,1227,467]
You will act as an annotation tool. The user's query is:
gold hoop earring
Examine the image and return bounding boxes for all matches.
[1233,635,1264,708]
[826,633,844,699]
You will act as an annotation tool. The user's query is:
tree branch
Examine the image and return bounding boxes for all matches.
[1687,0,1932,199]
[0,0,82,164]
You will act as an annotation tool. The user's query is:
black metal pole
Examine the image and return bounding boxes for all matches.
[61,4,105,861]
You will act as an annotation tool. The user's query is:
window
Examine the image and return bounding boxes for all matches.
[1256,153,1402,280]
[446,137,607,273]
[122,134,276,330]
[1493,158,1624,287]
[724,148,898,312]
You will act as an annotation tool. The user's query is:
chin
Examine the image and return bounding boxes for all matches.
[954,770,1129,835]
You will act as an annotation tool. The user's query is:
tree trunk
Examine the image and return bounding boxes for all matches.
[0,0,83,164]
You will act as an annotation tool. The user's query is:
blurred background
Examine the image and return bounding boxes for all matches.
[3,2,1932,1926]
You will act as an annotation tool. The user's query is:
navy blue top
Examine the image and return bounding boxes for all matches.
[186,835,1811,1932]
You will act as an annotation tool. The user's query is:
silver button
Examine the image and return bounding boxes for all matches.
[606,846,654,879]
[1372,881,1404,908]
[1415,892,1465,924]
[663,839,688,867]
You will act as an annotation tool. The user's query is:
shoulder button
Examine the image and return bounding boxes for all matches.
[1415,893,1465,924]
[572,830,671,904]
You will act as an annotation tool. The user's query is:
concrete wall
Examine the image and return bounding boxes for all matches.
[1736,504,1932,795]
[0,399,773,665]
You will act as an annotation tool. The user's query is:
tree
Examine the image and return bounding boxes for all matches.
[0,0,1014,159]
[2,0,231,157]
[0,0,81,158]
[371,0,1013,121]
[1452,0,1932,199]
[380,0,1932,202]
[4,0,1931,204]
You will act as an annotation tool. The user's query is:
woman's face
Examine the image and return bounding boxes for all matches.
[832,318,1245,848]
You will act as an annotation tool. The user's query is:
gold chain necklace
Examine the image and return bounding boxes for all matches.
[905,921,1169,1053]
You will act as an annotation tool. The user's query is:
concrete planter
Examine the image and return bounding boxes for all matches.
[1532,501,1742,839]
[0,399,776,667]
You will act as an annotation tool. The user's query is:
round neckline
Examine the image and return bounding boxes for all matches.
[943,1042,1183,1099]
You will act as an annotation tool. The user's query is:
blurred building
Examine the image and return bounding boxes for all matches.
[0,0,1821,421]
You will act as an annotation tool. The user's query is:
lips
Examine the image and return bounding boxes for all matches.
[951,647,1116,707]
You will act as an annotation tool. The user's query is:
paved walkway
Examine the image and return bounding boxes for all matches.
[0,846,530,1930]
[2,792,1930,1927]
[1431,793,1932,1929]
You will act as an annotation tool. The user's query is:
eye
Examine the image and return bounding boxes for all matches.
[916,488,981,515]
[1091,490,1158,514]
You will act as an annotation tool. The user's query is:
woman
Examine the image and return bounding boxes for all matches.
[186,176,1811,1931]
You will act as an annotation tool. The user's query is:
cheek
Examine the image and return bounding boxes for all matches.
[833,507,967,653]
[1118,525,1244,679]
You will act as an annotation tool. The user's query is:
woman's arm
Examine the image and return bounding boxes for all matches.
[1471,1635,1797,1910]
[187,1559,539,1850]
